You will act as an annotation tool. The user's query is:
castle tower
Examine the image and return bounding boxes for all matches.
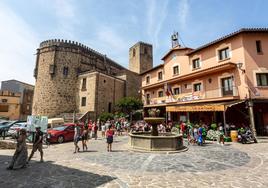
[32,40,81,117]
[129,42,153,74]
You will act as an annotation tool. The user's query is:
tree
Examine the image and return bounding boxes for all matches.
[115,97,143,121]
[99,112,114,122]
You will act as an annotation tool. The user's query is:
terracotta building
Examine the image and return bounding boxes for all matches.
[32,40,152,120]
[141,28,268,136]
[0,80,34,120]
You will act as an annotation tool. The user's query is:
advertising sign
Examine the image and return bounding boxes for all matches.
[27,116,48,133]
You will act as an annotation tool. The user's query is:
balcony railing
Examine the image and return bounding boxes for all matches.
[144,86,239,105]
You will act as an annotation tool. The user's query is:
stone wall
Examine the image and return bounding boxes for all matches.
[33,40,127,118]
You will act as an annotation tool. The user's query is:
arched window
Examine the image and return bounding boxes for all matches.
[133,49,136,57]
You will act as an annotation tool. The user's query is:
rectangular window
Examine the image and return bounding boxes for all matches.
[193,83,202,92]
[81,78,87,90]
[256,40,262,53]
[221,77,233,96]
[256,73,268,86]
[218,47,230,61]
[146,76,150,84]
[146,94,150,105]
[81,97,86,106]
[173,65,179,75]
[158,91,164,97]
[1,99,8,103]
[192,58,200,69]
[49,64,55,74]
[63,67,69,76]
[158,72,163,80]
[0,105,9,112]
[174,88,180,95]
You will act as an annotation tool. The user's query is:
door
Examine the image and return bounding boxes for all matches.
[221,77,233,96]
[65,126,75,141]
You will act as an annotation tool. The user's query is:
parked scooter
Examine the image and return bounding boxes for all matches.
[238,128,255,144]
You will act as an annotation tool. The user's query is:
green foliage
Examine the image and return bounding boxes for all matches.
[116,97,143,114]
[211,123,217,130]
[99,112,114,122]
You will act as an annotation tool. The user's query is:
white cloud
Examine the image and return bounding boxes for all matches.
[146,0,169,49]
[86,26,134,67]
[50,0,78,38]
[178,0,189,30]
[0,2,38,85]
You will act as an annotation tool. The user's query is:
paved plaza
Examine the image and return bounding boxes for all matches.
[0,135,268,188]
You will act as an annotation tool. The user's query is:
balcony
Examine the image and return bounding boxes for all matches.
[144,86,239,106]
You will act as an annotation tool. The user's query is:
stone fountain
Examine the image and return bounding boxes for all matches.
[129,109,184,152]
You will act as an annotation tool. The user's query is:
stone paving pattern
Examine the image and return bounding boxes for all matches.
[0,134,268,188]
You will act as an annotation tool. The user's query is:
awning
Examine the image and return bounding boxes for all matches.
[166,100,245,112]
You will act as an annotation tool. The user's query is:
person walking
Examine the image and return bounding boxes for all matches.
[106,125,114,152]
[218,123,225,145]
[28,126,44,162]
[198,125,203,146]
[81,125,88,151]
[7,129,28,170]
[73,124,81,153]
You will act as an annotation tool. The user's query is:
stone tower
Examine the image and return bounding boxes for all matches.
[33,39,147,119]
[129,42,153,74]
[32,40,81,117]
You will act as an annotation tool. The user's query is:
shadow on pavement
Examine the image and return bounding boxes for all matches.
[0,155,116,188]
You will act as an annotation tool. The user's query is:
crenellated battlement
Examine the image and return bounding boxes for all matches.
[39,39,125,70]
[39,39,105,58]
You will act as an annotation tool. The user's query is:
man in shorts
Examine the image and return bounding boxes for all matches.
[28,126,44,162]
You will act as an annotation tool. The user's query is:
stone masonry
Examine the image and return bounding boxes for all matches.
[32,39,152,119]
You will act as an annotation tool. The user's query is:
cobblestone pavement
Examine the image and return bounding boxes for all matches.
[0,134,268,188]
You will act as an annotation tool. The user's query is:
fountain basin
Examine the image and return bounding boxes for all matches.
[129,132,183,151]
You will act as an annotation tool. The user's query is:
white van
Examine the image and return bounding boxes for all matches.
[47,118,64,129]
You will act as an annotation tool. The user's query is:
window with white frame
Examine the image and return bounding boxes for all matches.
[193,83,202,92]
[173,87,180,95]
[256,73,268,86]
[173,65,179,75]
[158,71,163,80]
[146,76,150,84]
[218,47,230,61]
[158,91,164,97]
[192,58,200,69]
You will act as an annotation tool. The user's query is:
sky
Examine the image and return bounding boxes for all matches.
[0,0,268,85]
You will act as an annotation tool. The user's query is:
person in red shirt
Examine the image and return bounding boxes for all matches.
[93,122,98,140]
[105,125,114,152]
[88,121,92,139]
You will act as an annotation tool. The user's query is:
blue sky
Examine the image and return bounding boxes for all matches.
[0,0,267,85]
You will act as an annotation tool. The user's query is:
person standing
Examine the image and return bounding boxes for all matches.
[73,124,81,153]
[101,122,106,138]
[88,120,92,139]
[93,122,98,140]
[106,125,114,152]
[7,129,28,170]
[28,126,44,162]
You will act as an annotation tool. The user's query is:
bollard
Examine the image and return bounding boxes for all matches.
[3,129,6,140]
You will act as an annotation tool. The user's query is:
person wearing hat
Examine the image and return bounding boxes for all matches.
[28,126,44,162]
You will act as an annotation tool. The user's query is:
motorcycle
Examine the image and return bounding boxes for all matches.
[238,129,255,144]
